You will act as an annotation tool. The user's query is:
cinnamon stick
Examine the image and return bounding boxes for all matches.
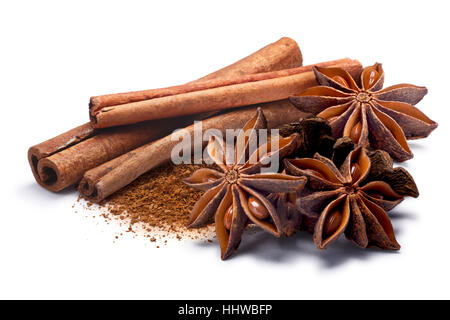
[29,37,303,192]
[89,58,349,118]
[89,37,302,109]
[91,58,362,128]
[29,119,193,192]
[80,100,309,202]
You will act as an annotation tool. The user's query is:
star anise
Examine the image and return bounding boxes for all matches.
[183,108,306,260]
[264,117,340,238]
[284,147,413,250]
[267,176,301,237]
[289,63,438,161]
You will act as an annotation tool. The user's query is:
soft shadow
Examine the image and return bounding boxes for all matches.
[193,221,404,268]
[389,210,417,221]
[20,181,77,202]
[406,141,426,150]
[237,230,317,263]
[243,230,400,268]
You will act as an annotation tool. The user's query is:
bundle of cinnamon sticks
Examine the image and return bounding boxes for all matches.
[28,37,362,202]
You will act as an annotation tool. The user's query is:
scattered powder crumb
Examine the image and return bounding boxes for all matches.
[77,163,216,245]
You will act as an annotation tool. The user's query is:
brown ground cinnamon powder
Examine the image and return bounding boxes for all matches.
[80,163,216,242]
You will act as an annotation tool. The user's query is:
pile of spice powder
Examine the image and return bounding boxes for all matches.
[89,163,217,242]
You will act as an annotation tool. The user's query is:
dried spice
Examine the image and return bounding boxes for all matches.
[91,59,361,128]
[278,116,336,159]
[93,163,216,241]
[284,147,417,250]
[183,108,306,259]
[289,63,438,161]
[367,149,419,198]
[331,137,355,168]
[267,187,301,237]
[269,120,351,237]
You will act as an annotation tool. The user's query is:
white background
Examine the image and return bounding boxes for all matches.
[1,0,449,299]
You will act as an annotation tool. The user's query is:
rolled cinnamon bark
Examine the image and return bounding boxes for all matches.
[80,100,310,202]
[30,119,192,192]
[89,37,302,109]
[89,58,353,118]
[91,58,362,128]
[29,37,303,192]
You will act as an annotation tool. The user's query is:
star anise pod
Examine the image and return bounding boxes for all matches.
[264,118,339,238]
[289,63,438,161]
[183,108,306,260]
[285,147,413,250]
[267,175,302,237]
[277,117,336,159]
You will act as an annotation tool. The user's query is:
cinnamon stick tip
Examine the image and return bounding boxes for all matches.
[27,147,41,178]
[78,176,104,202]
[89,113,99,126]
[78,177,98,200]
[34,158,64,191]
[78,177,92,194]
[27,146,66,192]
[278,36,296,44]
